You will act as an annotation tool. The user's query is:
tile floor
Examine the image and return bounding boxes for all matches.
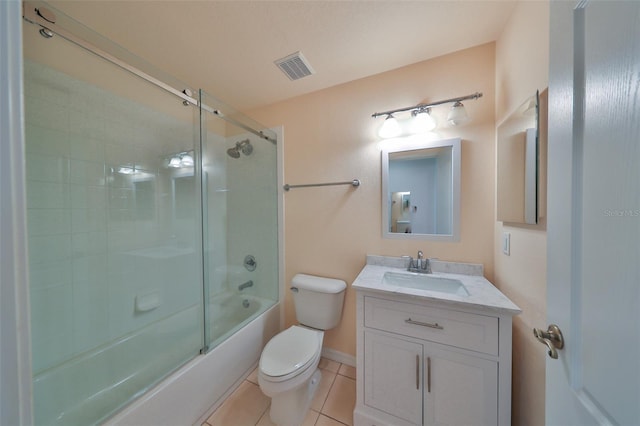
[203,358,357,426]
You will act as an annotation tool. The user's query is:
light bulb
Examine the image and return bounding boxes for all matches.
[378,114,401,138]
[181,154,194,167]
[447,101,469,126]
[411,108,436,133]
[168,156,182,168]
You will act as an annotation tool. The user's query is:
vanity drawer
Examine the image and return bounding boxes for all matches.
[363,296,499,355]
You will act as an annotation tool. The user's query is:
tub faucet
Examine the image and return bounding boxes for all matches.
[238,280,254,291]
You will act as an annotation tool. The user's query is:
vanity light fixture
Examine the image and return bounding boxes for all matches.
[411,107,436,133]
[372,92,483,138]
[378,114,402,138]
[180,153,194,167]
[167,151,195,168]
[446,101,469,126]
[168,156,182,168]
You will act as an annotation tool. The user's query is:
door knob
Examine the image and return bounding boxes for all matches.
[533,324,564,359]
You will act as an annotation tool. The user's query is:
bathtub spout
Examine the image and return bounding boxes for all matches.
[238,280,254,291]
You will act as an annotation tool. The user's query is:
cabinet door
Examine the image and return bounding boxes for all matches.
[364,330,422,425]
[424,345,498,426]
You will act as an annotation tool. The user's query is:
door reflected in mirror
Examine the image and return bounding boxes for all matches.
[390,191,411,232]
[497,91,541,224]
[382,137,460,241]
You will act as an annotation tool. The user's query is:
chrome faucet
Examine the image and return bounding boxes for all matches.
[238,280,254,291]
[406,250,432,273]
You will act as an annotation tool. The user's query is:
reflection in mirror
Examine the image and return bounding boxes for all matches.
[497,91,539,224]
[133,179,156,221]
[173,175,195,220]
[382,137,460,241]
[390,191,411,232]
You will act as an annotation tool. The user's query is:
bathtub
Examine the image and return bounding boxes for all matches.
[105,297,279,425]
[208,293,271,347]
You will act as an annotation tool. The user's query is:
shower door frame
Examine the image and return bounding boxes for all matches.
[1,1,33,425]
[23,2,276,145]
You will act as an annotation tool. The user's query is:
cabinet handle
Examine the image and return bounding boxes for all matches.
[416,354,420,390]
[405,318,444,330]
[427,357,431,393]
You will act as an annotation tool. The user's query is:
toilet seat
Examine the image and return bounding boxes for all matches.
[259,326,322,383]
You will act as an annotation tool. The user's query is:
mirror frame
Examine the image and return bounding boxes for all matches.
[381,137,461,241]
[496,91,539,224]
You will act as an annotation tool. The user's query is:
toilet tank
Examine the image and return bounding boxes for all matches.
[291,274,346,330]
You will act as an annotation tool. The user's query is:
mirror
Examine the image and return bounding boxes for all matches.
[382,137,461,241]
[497,91,539,224]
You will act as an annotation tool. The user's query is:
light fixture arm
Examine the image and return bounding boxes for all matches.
[371,92,483,118]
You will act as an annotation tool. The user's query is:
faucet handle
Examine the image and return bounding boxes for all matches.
[422,257,438,273]
[423,259,431,272]
[401,255,415,270]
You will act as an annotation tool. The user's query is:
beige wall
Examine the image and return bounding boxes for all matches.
[250,5,549,424]
[250,42,496,357]
[495,2,549,426]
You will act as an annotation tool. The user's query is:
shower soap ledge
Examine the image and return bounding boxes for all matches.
[135,290,161,312]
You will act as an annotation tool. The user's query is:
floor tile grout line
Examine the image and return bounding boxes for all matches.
[253,387,271,426]
[316,413,350,426]
[337,371,356,379]
[318,367,339,414]
[320,373,356,426]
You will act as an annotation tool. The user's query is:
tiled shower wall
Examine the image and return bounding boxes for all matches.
[24,60,201,375]
[25,59,280,424]
[225,133,279,303]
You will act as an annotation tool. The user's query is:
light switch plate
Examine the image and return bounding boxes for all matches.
[502,232,511,256]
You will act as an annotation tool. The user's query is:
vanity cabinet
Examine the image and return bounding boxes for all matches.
[355,292,514,426]
[363,331,422,424]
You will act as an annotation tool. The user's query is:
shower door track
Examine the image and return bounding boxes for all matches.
[22,1,276,145]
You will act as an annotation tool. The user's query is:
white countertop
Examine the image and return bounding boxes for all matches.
[352,261,521,316]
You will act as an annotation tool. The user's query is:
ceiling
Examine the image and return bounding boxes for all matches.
[47,0,518,111]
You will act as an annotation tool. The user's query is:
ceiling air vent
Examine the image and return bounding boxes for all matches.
[274,51,315,81]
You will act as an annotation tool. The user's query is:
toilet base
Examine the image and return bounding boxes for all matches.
[268,369,322,426]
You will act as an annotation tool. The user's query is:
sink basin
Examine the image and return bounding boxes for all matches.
[382,271,469,296]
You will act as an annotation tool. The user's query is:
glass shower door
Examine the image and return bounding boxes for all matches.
[24,21,204,424]
[200,90,279,350]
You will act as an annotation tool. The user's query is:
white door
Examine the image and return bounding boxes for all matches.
[547,1,640,425]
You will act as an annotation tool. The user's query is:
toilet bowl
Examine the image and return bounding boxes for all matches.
[258,326,323,426]
[258,274,346,426]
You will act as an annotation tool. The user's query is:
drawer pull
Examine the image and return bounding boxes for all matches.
[427,357,432,393]
[416,354,420,389]
[405,318,444,330]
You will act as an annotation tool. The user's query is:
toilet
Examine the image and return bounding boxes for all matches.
[258,273,347,426]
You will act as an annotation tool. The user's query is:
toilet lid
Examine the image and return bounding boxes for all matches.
[260,326,321,377]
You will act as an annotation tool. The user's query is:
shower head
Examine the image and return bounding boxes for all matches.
[226,147,241,159]
[227,139,253,158]
[240,141,253,156]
